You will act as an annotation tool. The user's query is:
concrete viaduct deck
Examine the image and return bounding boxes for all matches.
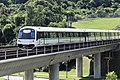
[0,43,117,80]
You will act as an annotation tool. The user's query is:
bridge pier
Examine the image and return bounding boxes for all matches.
[24,69,34,80]
[49,63,59,80]
[76,57,83,78]
[94,53,101,78]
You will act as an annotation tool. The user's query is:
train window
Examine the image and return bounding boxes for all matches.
[116,32,118,36]
[111,33,113,36]
[100,33,103,37]
[88,32,91,37]
[85,32,89,37]
[56,32,59,37]
[18,29,35,39]
[114,32,116,39]
[114,33,115,36]
[119,33,120,38]
[111,33,114,39]
[66,32,70,37]
[62,32,66,37]
[90,32,94,37]
[115,32,118,38]
[74,32,79,37]
[37,32,44,39]
[102,32,106,40]
[90,32,95,40]
[107,32,110,39]
[117,32,119,36]
[105,32,108,39]
[108,32,111,39]
[50,32,57,38]
[31,31,35,39]
[118,33,120,36]
[70,32,74,37]
[118,33,120,38]
[78,33,81,37]
[93,32,96,40]
[81,32,85,37]
[59,32,62,38]
[45,32,50,38]
[85,32,88,37]
[100,32,102,39]
[95,33,101,40]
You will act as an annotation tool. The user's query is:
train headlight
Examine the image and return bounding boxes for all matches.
[30,40,34,42]
[18,40,21,42]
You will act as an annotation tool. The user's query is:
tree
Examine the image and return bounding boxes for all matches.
[89,0,97,7]
[0,15,7,26]
[102,0,112,7]
[42,7,54,26]
[76,1,84,8]
[13,14,25,26]
[2,24,15,43]
[52,4,63,14]
[10,0,28,4]
[0,29,3,43]
[25,6,34,25]
[0,0,10,6]
[48,21,67,28]
[34,0,52,8]
[33,13,46,26]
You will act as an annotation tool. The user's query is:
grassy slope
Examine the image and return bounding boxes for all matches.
[72,18,120,30]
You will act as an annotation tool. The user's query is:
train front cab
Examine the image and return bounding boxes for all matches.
[17,28,36,49]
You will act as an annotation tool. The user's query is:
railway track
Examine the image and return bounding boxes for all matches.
[0,40,118,60]
[0,46,37,60]
[0,46,17,52]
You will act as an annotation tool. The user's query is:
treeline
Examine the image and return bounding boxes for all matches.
[1,0,120,43]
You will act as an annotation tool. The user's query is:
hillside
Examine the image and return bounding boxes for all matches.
[72,18,120,30]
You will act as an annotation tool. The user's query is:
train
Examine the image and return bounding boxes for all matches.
[17,26,120,49]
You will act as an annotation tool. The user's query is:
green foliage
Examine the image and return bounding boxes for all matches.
[2,24,15,43]
[0,29,3,43]
[48,21,67,28]
[32,12,46,26]
[1,0,120,43]
[10,0,28,4]
[0,78,6,80]
[106,71,117,80]
[0,0,10,6]
[13,14,25,26]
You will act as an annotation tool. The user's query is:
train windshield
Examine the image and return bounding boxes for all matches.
[18,28,35,39]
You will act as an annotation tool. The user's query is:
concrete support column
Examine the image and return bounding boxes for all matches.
[24,69,34,80]
[94,53,101,78]
[76,57,83,77]
[49,63,59,80]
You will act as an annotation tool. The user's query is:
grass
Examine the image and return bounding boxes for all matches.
[0,78,6,80]
[72,18,120,30]
[59,57,90,79]
[12,57,90,79]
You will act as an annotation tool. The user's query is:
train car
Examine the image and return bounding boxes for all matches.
[17,26,120,49]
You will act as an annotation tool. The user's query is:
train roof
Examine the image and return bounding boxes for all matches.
[20,26,120,32]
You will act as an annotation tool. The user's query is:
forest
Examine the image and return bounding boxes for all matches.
[1,0,120,44]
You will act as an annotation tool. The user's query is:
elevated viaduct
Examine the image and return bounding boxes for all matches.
[0,42,118,80]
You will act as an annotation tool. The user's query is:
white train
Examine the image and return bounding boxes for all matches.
[17,26,120,49]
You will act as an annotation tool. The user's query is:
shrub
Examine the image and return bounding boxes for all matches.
[106,71,117,80]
